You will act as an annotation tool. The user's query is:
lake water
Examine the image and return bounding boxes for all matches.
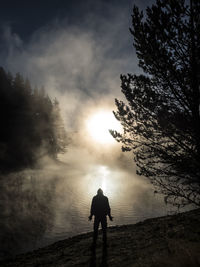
[36,163,175,249]
[1,160,177,258]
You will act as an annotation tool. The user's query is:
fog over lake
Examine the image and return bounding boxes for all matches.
[37,144,175,249]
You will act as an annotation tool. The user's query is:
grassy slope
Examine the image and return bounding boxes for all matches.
[1,208,200,267]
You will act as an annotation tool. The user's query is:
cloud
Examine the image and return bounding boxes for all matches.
[1,5,135,129]
[0,25,23,60]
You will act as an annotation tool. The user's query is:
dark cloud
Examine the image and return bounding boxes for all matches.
[0,2,138,130]
[0,0,154,42]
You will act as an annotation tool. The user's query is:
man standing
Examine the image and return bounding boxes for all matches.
[89,188,113,248]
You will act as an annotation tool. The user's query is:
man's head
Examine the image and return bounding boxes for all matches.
[97,188,103,195]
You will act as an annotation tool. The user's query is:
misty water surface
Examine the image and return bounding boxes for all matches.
[1,156,177,259]
[36,158,175,249]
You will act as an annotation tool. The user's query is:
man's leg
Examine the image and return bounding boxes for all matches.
[101,216,107,246]
[93,217,100,246]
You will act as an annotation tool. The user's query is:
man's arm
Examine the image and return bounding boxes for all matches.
[88,197,95,221]
[106,197,113,221]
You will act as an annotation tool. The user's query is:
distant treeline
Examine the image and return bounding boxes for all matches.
[0,67,67,173]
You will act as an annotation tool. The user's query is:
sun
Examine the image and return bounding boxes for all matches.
[86,110,121,144]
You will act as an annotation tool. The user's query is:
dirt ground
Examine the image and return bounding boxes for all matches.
[1,208,200,267]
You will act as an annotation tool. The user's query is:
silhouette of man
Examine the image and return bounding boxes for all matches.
[89,188,113,248]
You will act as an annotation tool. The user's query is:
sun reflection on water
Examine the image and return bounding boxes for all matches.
[99,166,108,192]
[85,165,118,199]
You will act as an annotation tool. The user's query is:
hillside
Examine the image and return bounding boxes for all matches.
[1,208,200,267]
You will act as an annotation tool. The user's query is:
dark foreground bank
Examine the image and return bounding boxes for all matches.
[1,208,200,267]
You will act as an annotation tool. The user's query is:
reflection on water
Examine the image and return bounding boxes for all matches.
[0,162,177,257]
[39,164,174,248]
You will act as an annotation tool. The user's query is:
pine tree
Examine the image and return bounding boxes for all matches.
[111,0,200,207]
[0,67,67,172]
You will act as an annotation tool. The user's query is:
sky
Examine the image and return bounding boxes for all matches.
[0,0,174,247]
[0,0,153,40]
[0,0,153,129]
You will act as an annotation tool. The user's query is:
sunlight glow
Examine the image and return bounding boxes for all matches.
[86,110,121,144]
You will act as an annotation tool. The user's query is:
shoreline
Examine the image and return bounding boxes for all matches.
[1,208,200,266]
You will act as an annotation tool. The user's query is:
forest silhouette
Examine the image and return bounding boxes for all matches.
[0,67,67,258]
[0,67,67,173]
